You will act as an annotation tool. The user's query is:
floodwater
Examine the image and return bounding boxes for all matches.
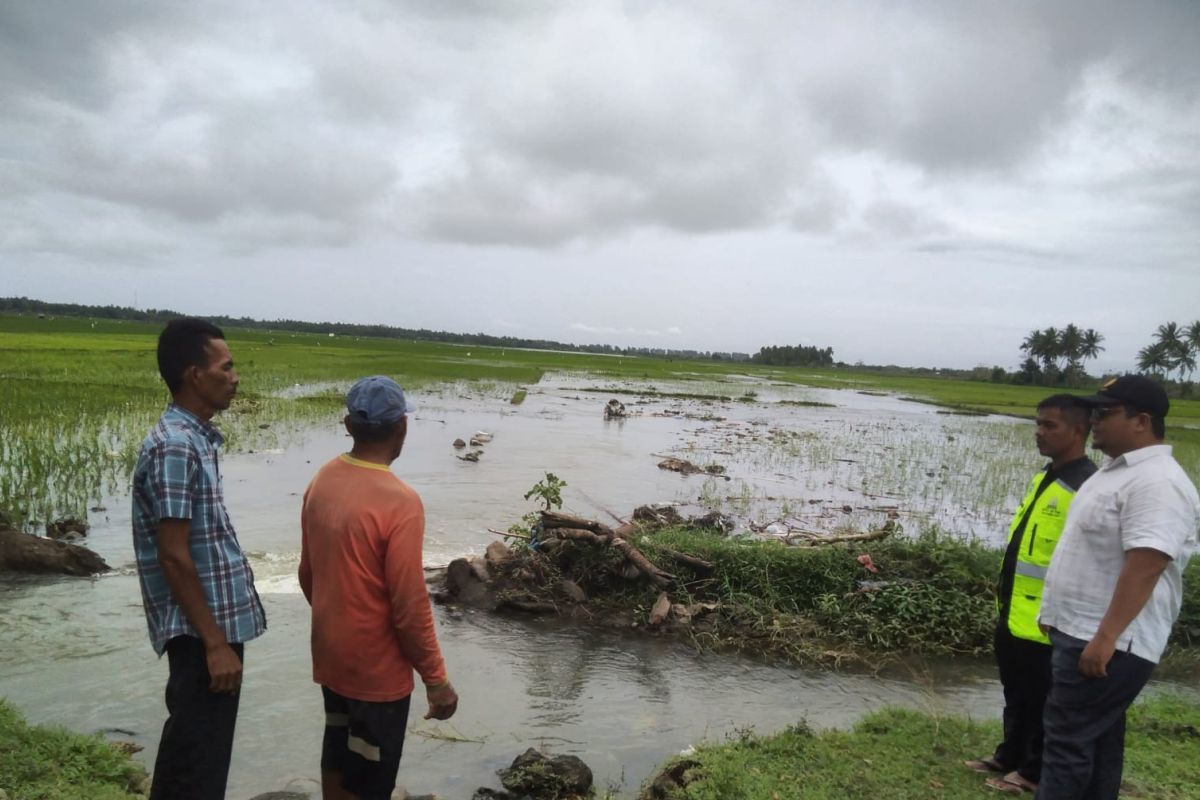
[0,375,1127,797]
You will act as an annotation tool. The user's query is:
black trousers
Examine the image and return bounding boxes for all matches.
[149,635,244,800]
[992,622,1053,783]
[1035,629,1155,800]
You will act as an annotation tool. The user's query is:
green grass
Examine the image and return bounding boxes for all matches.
[517,525,1200,664]
[642,693,1200,800]
[0,700,146,800]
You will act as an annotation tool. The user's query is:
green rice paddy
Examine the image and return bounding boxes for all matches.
[3,313,1198,527]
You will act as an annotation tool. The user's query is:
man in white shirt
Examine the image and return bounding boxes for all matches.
[1037,375,1200,800]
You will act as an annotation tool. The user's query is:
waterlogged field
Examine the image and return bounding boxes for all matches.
[2,313,1198,529]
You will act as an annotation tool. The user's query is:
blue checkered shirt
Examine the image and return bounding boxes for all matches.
[132,404,266,655]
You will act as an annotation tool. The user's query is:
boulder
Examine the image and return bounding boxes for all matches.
[470,556,491,583]
[648,592,671,627]
[498,748,593,799]
[559,580,587,604]
[453,438,467,449]
[0,528,110,576]
[46,517,89,541]
[485,540,514,571]
[638,759,702,800]
[445,557,492,607]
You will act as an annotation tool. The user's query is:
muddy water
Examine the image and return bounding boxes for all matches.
[0,378,1071,797]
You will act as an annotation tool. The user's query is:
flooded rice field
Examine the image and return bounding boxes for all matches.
[0,374,1113,797]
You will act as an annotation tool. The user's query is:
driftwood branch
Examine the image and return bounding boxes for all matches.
[489,527,530,540]
[541,512,674,587]
[786,523,895,547]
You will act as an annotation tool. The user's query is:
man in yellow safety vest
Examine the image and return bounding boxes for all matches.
[966,394,1096,795]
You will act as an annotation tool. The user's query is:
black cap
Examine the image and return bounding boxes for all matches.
[1078,375,1169,418]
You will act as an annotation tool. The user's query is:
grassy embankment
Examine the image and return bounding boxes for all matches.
[641,693,1200,800]
[0,700,145,800]
[503,523,1200,668]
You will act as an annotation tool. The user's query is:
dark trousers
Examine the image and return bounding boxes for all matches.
[150,635,244,800]
[993,622,1053,783]
[1035,629,1155,800]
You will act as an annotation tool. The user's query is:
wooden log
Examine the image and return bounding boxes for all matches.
[610,538,674,586]
[541,511,614,536]
[659,548,715,574]
[548,527,608,544]
[542,515,675,586]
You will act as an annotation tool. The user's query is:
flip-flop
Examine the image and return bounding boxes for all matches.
[985,772,1037,794]
[964,757,1006,773]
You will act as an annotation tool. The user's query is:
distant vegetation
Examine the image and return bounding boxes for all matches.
[0,296,752,362]
[750,343,835,367]
[1137,320,1200,387]
[1015,323,1105,386]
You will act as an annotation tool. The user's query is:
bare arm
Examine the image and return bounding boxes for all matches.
[157,518,243,693]
[1079,547,1170,677]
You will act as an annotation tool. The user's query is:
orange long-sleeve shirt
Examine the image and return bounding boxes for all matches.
[299,454,447,701]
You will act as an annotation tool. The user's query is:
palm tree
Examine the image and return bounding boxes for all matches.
[1154,321,1190,383]
[1080,328,1105,366]
[1186,320,1200,353]
[1182,320,1200,387]
[1059,323,1084,371]
[1137,342,1174,379]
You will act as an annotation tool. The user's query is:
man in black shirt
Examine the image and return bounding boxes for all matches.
[967,394,1096,794]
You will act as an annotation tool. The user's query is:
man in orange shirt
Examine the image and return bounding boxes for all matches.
[299,375,458,800]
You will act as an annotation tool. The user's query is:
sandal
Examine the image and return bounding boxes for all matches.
[985,771,1037,794]
[964,757,1006,773]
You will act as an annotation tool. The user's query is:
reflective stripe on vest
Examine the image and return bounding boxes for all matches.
[1014,561,1048,580]
[1004,470,1078,644]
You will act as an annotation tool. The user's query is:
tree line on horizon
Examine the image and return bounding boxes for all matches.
[1015,320,1200,394]
[0,296,752,363]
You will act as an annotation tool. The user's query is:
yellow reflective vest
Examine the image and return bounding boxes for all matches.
[1002,471,1080,644]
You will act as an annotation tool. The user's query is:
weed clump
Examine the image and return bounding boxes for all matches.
[0,699,147,799]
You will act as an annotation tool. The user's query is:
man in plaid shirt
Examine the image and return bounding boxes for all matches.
[132,318,266,800]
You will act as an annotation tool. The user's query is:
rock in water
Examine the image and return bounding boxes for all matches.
[0,529,110,576]
[485,540,513,571]
[560,579,587,603]
[498,748,593,798]
[648,592,671,626]
[46,517,89,541]
[445,557,493,607]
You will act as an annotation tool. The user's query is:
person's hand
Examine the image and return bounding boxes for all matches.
[424,681,458,721]
[1079,634,1115,678]
[205,642,243,694]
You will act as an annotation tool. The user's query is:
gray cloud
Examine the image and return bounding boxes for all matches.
[0,0,1196,268]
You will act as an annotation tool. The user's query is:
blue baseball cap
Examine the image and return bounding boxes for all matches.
[346,376,414,425]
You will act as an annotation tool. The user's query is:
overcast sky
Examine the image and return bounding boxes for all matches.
[2,1,1197,371]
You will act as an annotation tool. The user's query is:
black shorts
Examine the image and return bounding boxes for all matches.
[321,686,412,800]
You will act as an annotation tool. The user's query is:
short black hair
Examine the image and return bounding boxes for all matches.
[1118,404,1166,439]
[1037,394,1091,433]
[157,318,225,395]
[346,417,404,444]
